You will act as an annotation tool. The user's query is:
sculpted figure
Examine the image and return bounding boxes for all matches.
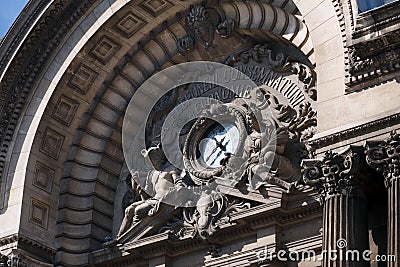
[117,145,183,237]
[239,114,300,193]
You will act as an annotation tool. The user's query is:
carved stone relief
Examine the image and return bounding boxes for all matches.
[159,195,251,240]
[108,40,317,246]
[106,6,318,245]
[348,28,400,88]
[177,6,234,51]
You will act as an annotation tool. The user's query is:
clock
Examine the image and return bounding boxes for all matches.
[183,104,248,184]
[199,124,239,168]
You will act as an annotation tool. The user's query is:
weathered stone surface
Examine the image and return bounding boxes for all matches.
[0,0,398,266]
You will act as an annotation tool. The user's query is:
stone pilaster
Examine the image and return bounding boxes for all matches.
[303,147,369,267]
[365,130,400,267]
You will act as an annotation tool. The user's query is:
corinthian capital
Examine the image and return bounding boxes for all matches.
[302,147,363,204]
[365,130,400,188]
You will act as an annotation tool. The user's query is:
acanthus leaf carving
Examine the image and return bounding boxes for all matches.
[287,101,317,142]
[365,130,400,188]
[279,62,317,101]
[302,148,363,205]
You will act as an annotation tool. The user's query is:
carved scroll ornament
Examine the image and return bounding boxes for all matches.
[177,5,234,51]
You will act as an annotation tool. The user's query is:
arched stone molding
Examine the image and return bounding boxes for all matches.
[294,0,347,131]
[0,0,346,266]
[0,0,150,264]
[203,2,315,62]
[52,4,316,265]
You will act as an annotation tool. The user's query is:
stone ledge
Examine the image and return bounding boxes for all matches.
[309,108,400,151]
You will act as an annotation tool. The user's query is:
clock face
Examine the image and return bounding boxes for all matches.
[199,124,240,168]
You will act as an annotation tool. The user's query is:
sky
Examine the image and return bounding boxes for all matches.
[0,0,29,37]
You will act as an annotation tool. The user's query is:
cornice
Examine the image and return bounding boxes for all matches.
[92,200,322,266]
[346,4,400,90]
[308,112,400,150]
[347,34,400,88]
[353,1,400,38]
[0,1,50,74]
[0,233,56,256]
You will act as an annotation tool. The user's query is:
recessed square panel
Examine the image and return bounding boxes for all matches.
[115,12,146,38]
[89,36,121,64]
[52,95,79,126]
[29,198,49,229]
[68,64,98,94]
[139,0,172,17]
[40,128,65,159]
[33,161,54,194]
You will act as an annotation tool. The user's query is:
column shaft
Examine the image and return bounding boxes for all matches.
[387,177,400,267]
[322,194,369,267]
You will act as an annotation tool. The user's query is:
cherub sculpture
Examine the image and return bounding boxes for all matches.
[117,145,184,237]
[238,113,300,193]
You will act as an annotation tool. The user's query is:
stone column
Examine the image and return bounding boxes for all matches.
[303,147,369,267]
[365,130,400,267]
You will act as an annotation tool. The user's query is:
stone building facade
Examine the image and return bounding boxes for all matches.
[0,0,399,266]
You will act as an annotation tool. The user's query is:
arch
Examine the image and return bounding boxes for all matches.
[0,0,346,266]
[55,3,316,264]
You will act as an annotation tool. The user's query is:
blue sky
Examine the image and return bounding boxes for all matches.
[0,0,29,37]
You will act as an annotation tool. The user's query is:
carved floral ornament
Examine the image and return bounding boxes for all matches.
[365,130,400,188]
[182,86,316,189]
[178,5,317,101]
[177,5,234,51]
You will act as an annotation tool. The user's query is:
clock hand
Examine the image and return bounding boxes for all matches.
[212,136,225,149]
[205,145,219,162]
[210,149,224,165]
[205,136,226,163]
[209,139,231,165]
[221,139,230,151]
